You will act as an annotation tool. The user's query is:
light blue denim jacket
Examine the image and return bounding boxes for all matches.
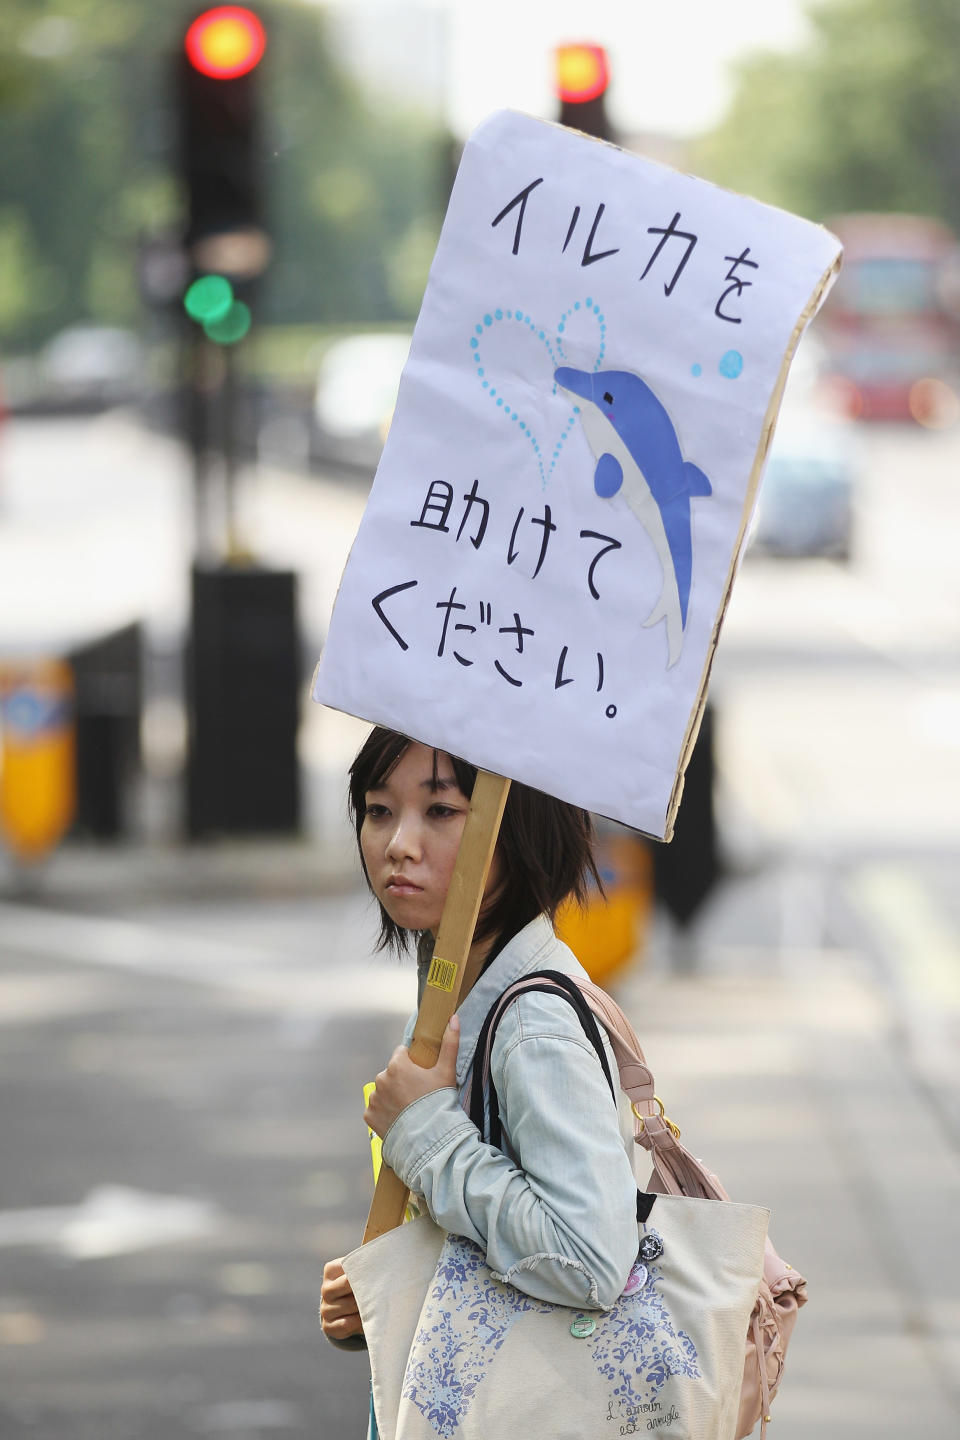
[380,915,639,1311]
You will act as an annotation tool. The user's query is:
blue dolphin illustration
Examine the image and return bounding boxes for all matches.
[555,365,712,667]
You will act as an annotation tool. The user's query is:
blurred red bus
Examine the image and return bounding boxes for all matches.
[818,213,960,425]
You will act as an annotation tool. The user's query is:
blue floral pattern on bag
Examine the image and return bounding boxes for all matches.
[592,1231,701,1416]
[400,1229,700,1438]
[401,1235,553,1437]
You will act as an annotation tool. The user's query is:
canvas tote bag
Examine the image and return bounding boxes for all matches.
[342,974,771,1440]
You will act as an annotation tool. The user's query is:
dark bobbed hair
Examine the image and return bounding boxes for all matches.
[348,727,603,955]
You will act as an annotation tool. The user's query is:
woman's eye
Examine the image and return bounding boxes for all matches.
[364,803,389,819]
[427,804,460,819]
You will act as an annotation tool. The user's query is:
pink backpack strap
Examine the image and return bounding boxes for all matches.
[471,970,728,1202]
[574,979,728,1200]
[574,978,658,1117]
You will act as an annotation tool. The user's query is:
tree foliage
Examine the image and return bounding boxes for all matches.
[0,1,450,350]
[694,0,960,231]
[263,2,450,326]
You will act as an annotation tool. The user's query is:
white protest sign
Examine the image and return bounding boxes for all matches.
[312,111,841,839]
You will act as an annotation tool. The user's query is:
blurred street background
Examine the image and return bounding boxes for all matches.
[2,2,960,1437]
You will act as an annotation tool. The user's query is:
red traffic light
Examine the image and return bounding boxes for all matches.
[555,43,609,104]
[185,6,266,80]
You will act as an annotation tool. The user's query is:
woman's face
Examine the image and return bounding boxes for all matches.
[360,742,497,936]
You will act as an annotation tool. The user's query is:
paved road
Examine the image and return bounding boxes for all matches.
[2,842,960,1438]
[0,885,392,1440]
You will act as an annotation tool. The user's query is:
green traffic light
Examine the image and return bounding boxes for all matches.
[184,274,233,323]
[204,299,252,345]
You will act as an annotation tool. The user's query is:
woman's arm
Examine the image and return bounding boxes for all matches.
[380,1001,638,1310]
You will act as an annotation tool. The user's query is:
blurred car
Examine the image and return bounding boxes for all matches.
[311,331,411,471]
[38,324,145,411]
[749,338,862,560]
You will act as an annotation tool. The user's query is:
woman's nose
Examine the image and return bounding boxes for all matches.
[385,813,421,862]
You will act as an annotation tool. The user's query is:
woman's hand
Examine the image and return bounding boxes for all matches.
[364,1016,460,1140]
[320,1258,364,1342]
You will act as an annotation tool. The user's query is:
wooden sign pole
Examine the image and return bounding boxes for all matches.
[362,768,511,1243]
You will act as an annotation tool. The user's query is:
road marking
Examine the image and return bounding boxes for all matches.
[848,865,960,1010]
[0,1311,46,1345]
[0,900,279,975]
[0,1185,219,1259]
[197,1400,299,1432]
[0,901,415,1016]
[217,1262,275,1296]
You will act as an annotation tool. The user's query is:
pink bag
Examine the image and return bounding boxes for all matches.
[481,973,808,1439]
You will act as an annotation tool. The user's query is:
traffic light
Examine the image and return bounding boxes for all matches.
[183,272,252,344]
[178,7,267,261]
[555,43,613,142]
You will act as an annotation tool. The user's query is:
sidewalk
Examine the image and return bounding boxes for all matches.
[616,926,960,1438]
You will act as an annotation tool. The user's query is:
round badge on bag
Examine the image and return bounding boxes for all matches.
[621,1262,648,1295]
[638,1231,664,1263]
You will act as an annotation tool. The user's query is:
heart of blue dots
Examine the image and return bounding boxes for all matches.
[469,299,606,489]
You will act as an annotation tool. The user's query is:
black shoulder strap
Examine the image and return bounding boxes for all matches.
[469,969,617,1150]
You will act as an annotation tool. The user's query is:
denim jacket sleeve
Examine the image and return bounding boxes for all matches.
[380,990,638,1310]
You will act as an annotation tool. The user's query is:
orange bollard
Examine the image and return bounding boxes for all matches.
[557,830,653,984]
[0,659,76,861]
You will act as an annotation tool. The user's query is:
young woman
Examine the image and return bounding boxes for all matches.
[320,727,638,1429]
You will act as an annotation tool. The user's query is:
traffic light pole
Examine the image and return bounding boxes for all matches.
[184,326,215,564]
[182,327,244,565]
[221,340,241,560]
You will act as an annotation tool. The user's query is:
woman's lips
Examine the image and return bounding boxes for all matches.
[385,878,423,896]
